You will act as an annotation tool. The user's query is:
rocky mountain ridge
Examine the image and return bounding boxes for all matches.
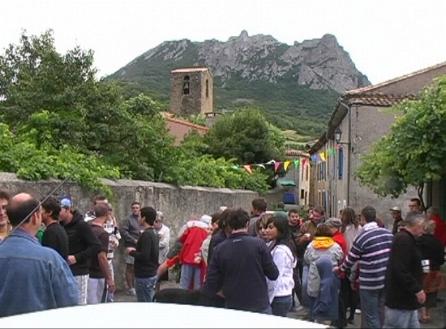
[120,30,369,93]
[110,31,370,135]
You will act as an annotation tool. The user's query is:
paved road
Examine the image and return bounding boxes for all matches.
[114,282,445,328]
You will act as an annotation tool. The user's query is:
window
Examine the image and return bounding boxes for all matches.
[322,190,327,211]
[206,79,209,98]
[301,189,305,199]
[338,147,344,180]
[183,76,190,95]
[319,161,326,181]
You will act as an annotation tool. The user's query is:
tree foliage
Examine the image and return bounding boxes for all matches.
[204,108,285,164]
[0,123,120,195]
[0,31,273,193]
[357,76,446,204]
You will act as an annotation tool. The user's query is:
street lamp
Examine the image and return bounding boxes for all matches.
[334,127,350,145]
[334,127,342,144]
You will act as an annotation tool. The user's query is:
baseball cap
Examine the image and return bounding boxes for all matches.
[389,206,401,212]
[325,217,342,228]
[60,198,72,209]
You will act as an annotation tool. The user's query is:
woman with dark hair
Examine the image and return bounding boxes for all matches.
[207,208,234,265]
[256,212,273,243]
[340,207,362,324]
[265,215,296,317]
[341,208,361,253]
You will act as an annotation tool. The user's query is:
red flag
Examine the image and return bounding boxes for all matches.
[274,161,281,172]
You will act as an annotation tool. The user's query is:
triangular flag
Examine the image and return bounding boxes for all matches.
[256,164,266,169]
[274,161,281,172]
[302,158,307,167]
[284,161,291,171]
[231,165,239,170]
[319,152,326,162]
[266,160,275,165]
[243,165,253,174]
[293,160,300,168]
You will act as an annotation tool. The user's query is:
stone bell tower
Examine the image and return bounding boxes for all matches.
[170,67,213,116]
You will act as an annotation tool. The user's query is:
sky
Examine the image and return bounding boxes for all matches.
[1,0,445,84]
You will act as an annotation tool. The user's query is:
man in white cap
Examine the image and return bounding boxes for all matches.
[390,206,403,235]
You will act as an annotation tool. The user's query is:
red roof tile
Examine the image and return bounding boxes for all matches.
[347,61,446,95]
[347,93,417,107]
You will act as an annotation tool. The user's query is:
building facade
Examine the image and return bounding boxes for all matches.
[310,62,446,223]
[170,67,213,116]
[284,150,311,207]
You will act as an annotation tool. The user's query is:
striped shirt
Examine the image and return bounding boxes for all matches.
[340,222,393,290]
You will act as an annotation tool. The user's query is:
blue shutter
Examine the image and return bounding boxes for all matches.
[338,147,344,180]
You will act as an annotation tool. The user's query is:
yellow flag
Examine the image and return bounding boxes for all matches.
[319,151,326,162]
[284,161,291,171]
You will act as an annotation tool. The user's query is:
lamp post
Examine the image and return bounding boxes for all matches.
[334,127,350,145]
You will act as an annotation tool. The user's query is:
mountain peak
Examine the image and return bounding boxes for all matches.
[240,30,249,40]
[109,32,370,135]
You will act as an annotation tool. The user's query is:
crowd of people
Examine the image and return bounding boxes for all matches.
[0,189,445,329]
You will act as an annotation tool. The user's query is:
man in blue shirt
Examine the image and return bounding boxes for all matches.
[0,193,78,317]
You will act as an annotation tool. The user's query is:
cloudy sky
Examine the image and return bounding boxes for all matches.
[1,0,445,84]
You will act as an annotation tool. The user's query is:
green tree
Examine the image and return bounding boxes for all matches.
[204,108,285,164]
[0,123,120,196]
[0,31,272,193]
[357,76,446,208]
[0,31,176,183]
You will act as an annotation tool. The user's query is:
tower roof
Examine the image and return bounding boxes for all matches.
[171,67,209,73]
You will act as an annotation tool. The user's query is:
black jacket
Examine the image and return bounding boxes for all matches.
[204,232,279,313]
[130,227,159,278]
[207,230,227,265]
[385,229,423,310]
[417,233,445,271]
[63,211,101,276]
[42,222,69,260]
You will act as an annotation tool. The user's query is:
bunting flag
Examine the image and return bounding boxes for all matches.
[305,145,346,164]
[319,151,326,162]
[233,157,307,173]
[243,165,253,174]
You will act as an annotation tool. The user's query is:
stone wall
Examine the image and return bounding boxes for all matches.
[0,172,258,290]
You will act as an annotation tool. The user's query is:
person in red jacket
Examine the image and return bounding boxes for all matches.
[178,215,211,290]
[426,207,446,246]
